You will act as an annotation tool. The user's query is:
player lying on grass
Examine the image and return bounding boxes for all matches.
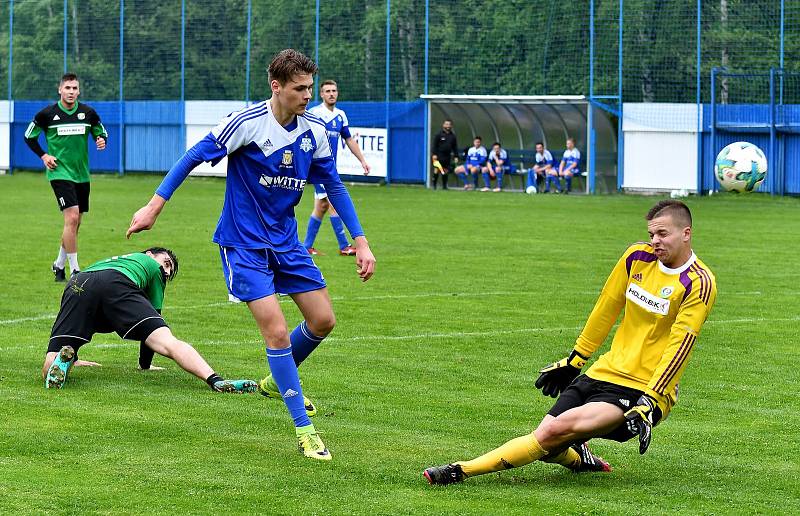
[43,247,257,393]
[424,200,717,484]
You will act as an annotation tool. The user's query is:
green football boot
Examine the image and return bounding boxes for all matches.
[258,375,317,417]
[212,379,258,393]
[46,345,76,389]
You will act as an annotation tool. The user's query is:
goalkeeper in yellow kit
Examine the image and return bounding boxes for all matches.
[424,200,717,485]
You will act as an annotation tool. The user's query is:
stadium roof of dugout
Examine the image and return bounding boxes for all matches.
[420,94,587,104]
[420,94,604,155]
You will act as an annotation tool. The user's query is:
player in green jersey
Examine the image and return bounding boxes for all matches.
[24,73,108,281]
[43,247,257,393]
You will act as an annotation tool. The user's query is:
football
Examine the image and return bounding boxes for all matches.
[714,142,768,193]
[526,185,537,194]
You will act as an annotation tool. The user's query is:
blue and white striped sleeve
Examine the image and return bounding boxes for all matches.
[211,103,266,154]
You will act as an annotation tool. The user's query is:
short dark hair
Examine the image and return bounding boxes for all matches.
[60,73,78,85]
[492,142,501,148]
[268,49,318,85]
[566,137,575,144]
[646,200,692,228]
[321,79,337,88]
[144,247,179,281]
[535,142,544,147]
[473,136,482,141]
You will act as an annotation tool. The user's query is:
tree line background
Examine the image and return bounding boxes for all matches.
[0,0,797,103]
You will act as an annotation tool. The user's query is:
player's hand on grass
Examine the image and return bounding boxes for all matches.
[127,195,166,238]
[534,349,588,398]
[353,236,375,282]
[624,394,656,454]
[41,154,58,170]
[75,359,102,367]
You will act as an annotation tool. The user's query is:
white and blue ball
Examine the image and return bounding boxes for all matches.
[714,142,768,193]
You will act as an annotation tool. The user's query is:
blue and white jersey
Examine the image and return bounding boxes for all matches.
[307,104,351,162]
[466,145,488,167]
[535,150,555,168]
[156,101,355,252]
[488,148,508,166]
[561,148,581,172]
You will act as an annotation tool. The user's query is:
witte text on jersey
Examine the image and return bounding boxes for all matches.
[258,174,307,192]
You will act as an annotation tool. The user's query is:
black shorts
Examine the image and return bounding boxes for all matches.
[48,269,167,353]
[50,180,90,212]
[547,375,664,443]
[438,156,452,172]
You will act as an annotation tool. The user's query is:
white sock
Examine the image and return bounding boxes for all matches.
[55,246,67,268]
[67,253,79,272]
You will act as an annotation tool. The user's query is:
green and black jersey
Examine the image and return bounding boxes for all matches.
[84,253,166,310]
[24,101,107,183]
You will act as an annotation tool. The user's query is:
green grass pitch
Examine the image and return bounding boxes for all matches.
[1,172,798,514]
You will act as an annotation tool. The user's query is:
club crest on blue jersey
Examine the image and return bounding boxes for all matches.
[281,150,293,166]
[300,137,313,152]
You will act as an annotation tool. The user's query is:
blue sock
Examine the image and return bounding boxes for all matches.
[266,347,312,428]
[496,171,503,189]
[482,172,490,188]
[304,215,322,250]
[329,215,349,250]
[473,174,479,187]
[290,321,325,366]
[566,175,572,191]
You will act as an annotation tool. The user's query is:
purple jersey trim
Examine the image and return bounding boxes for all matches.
[625,249,658,276]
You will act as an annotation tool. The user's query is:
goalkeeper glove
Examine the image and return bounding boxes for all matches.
[534,349,588,398]
[624,394,656,455]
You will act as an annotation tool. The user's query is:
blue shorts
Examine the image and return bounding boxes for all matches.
[219,245,326,302]
[313,183,327,199]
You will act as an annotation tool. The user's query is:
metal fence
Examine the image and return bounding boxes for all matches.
[1,1,795,103]
[1,1,798,192]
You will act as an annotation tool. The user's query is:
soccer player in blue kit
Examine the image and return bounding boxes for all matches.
[303,80,371,256]
[127,49,376,461]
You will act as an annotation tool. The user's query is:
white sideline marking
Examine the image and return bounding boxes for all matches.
[0,291,519,326]
[4,315,798,352]
[0,288,779,326]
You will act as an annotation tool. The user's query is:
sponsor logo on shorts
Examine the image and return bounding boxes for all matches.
[59,196,65,207]
[619,398,630,407]
[626,283,670,316]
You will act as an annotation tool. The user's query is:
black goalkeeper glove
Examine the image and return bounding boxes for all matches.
[624,394,656,454]
[534,349,588,398]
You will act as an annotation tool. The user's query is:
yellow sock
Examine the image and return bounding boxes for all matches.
[457,432,547,477]
[541,447,581,470]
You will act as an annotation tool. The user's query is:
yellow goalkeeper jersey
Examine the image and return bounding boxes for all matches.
[574,242,717,411]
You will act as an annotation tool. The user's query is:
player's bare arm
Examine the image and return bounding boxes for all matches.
[353,236,376,281]
[127,194,167,238]
[345,137,371,175]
